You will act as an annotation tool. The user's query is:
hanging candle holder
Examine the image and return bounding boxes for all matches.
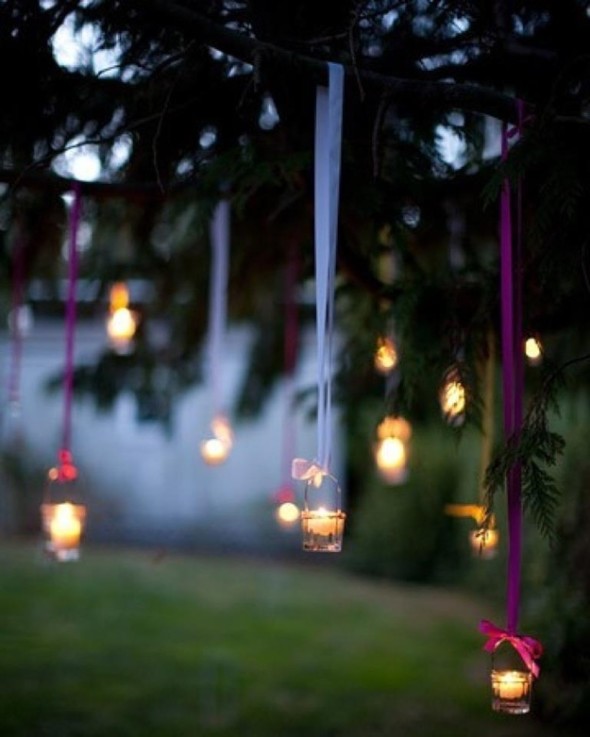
[439,365,467,426]
[200,414,233,465]
[300,472,346,552]
[373,415,411,485]
[480,620,542,716]
[41,450,86,562]
[373,335,398,375]
[524,335,543,367]
[106,282,138,354]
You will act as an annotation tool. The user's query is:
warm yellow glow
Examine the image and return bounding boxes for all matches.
[374,336,398,374]
[376,416,412,443]
[211,415,234,447]
[106,307,137,344]
[109,282,130,311]
[469,527,499,558]
[492,670,532,702]
[376,437,406,470]
[302,507,345,537]
[276,502,300,527]
[44,502,85,551]
[525,336,542,366]
[200,437,230,465]
[440,373,466,423]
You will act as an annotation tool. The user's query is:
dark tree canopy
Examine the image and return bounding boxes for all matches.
[0,0,588,445]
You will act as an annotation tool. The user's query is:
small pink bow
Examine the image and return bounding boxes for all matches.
[479,619,543,678]
[291,458,327,487]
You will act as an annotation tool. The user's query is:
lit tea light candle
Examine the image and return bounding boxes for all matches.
[440,367,467,426]
[42,502,86,561]
[301,506,346,552]
[491,669,532,713]
[106,307,137,348]
[375,437,408,483]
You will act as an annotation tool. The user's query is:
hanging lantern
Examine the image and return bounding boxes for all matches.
[41,452,86,562]
[439,366,467,426]
[300,473,346,552]
[200,414,233,465]
[373,336,398,375]
[490,644,534,715]
[524,336,542,367]
[374,415,411,484]
[480,620,542,716]
[106,282,137,353]
[469,526,500,559]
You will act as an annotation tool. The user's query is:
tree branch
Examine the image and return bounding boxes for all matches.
[142,0,523,123]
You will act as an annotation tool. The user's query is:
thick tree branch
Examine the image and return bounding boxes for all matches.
[143,0,523,123]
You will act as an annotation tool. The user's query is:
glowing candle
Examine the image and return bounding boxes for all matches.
[106,307,137,344]
[491,669,532,713]
[301,506,345,552]
[42,502,86,561]
[374,336,398,374]
[200,437,230,465]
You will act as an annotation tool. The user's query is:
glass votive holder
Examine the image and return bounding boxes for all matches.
[491,668,533,714]
[41,501,86,562]
[301,506,346,552]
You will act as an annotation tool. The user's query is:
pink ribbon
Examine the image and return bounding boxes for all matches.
[291,458,327,483]
[479,619,543,678]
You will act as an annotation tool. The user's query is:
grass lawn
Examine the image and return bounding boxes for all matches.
[0,542,582,737]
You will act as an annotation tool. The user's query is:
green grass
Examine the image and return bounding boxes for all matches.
[0,543,582,737]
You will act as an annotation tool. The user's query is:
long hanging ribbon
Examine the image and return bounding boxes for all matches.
[62,182,82,455]
[293,63,344,482]
[481,103,542,675]
[207,199,230,421]
[279,240,299,493]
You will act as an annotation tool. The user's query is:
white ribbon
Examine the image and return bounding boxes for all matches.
[207,199,230,418]
[313,62,344,471]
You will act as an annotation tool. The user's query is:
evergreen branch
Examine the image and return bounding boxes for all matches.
[484,352,590,537]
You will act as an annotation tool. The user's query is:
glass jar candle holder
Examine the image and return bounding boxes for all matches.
[41,454,86,562]
[301,474,346,552]
[491,668,532,714]
[41,501,86,561]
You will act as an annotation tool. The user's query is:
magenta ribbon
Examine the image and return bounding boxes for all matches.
[61,182,82,459]
[500,106,525,636]
[479,620,543,678]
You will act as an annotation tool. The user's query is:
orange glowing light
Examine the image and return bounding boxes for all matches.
[374,336,398,374]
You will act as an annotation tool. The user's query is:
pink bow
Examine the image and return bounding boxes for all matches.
[479,619,543,678]
[291,458,327,486]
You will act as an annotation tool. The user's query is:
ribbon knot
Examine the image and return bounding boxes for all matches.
[291,458,328,487]
[479,619,543,678]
